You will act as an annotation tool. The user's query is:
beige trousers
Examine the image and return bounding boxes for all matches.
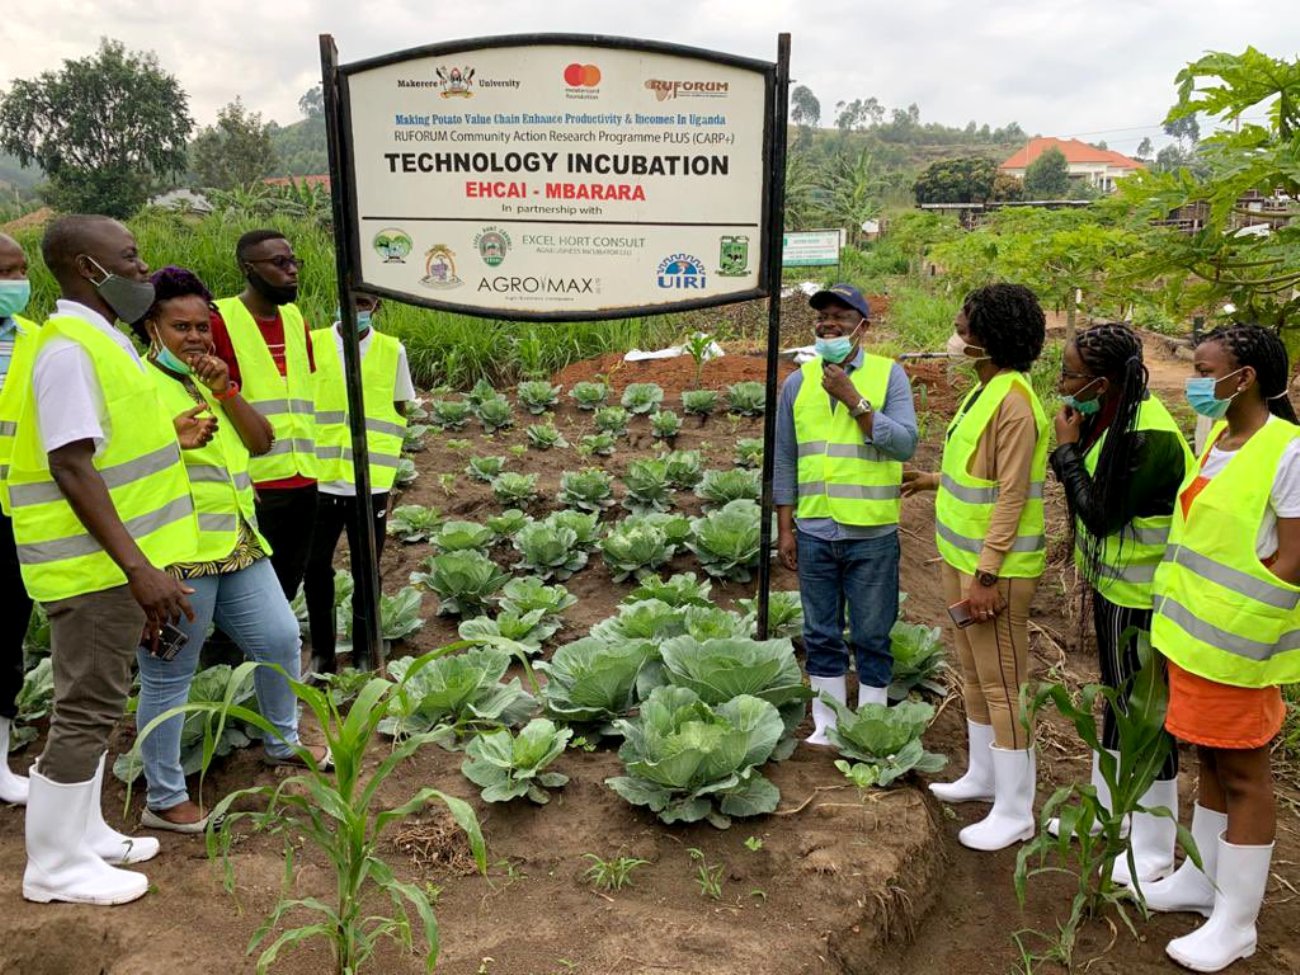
[941,563,1038,749]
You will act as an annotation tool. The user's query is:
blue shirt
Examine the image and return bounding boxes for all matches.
[773,348,918,540]
[0,317,17,393]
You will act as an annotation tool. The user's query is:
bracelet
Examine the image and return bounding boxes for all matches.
[215,381,240,402]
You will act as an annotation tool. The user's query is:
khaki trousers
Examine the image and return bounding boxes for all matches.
[39,584,145,783]
[941,563,1038,749]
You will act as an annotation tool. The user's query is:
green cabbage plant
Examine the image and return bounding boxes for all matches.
[410,550,510,617]
[594,406,630,436]
[651,410,682,440]
[606,686,783,829]
[825,700,947,787]
[558,468,615,512]
[499,577,576,620]
[537,636,659,725]
[513,521,588,581]
[626,571,714,608]
[516,380,562,415]
[621,459,673,513]
[491,471,539,506]
[466,455,507,483]
[570,381,609,410]
[737,590,804,640]
[379,586,426,643]
[680,606,750,641]
[599,522,674,582]
[402,423,430,454]
[726,381,767,416]
[430,519,495,554]
[430,399,472,430]
[888,621,949,701]
[380,647,535,741]
[462,718,571,804]
[476,395,514,432]
[621,382,664,415]
[623,511,692,548]
[662,450,704,490]
[395,457,418,487]
[459,608,559,654]
[466,377,496,407]
[526,422,568,450]
[545,509,601,550]
[696,468,760,508]
[681,389,719,417]
[589,599,684,644]
[688,500,762,582]
[734,437,764,469]
[387,504,444,544]
[579,431,617,457]
[486,508,532,539]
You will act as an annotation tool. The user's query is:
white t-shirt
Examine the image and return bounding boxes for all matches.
[31,300,145,455]
[1199,416,1300,558]
[318,324,416,498]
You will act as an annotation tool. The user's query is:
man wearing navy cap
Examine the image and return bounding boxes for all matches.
[774,283,917,746]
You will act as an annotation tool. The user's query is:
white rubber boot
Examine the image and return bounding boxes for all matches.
[1113,776,1178,886]
[803,675,846,747]
[1048,749,1127,839]
[0,717,29,805]
[86,753,159,865]
[23,767,149,905]
[959,745,1037,852]
[1165,833,1273,973]
[1142,804,1228,918]
[929,721,995,803]
[857,683,888,709]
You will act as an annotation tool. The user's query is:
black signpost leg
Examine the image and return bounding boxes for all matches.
[321,34,383,671]
[756,33,791,641]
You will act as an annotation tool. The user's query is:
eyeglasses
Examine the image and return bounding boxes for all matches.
[1060,367,1095,381]
[248,256,302,271]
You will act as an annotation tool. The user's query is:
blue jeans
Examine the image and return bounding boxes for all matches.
[135,557,303,811]
[797,531,900,687]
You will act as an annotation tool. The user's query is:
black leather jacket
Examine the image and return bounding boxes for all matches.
[1050,426,1187,539]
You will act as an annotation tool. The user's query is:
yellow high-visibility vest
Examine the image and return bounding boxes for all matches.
[0,314,39,515]
[935,370,1048,578]
[1152,418,1300,687]
[792,353,901,526]
[1075,394,1193,609]
[7,316,197,601]
[149,366,271,563]
[214,297,316,482]
[311,327,406,491]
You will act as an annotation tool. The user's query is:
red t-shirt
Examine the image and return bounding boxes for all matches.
[209,306,316,491]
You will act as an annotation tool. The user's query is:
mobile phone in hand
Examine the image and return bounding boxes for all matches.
[947,599,975,629]
[140,622,190,661]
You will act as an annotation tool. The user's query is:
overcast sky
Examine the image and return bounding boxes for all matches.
[3,0,1294,154]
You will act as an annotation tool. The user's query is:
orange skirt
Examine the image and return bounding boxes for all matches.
[1165,661,1286,750]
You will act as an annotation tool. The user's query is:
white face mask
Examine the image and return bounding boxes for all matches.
[946,332,987,360]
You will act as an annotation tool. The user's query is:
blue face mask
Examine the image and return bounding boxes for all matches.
[815,335,854,363]
[1185,368,1245,419]
[0,279,31,318]
[336,308,373,333]
[1062,378,1103,415]
[154,342,192,376]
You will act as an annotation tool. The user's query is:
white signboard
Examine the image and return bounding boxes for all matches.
[782,229,842,267]
[340,39,773,319]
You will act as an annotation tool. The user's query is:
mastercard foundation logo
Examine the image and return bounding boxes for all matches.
[564,63,601,87]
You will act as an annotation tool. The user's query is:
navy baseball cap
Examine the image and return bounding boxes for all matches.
[810,283,870,320]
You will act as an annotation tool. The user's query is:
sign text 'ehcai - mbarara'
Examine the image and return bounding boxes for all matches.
[342,41,770,316]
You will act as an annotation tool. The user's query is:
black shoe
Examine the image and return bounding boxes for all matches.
[307,652,337,682]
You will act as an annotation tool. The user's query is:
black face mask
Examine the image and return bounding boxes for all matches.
[84,256,156,325]
[245,267,298,306]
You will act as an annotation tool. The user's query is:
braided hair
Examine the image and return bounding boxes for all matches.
[1072,323,1149,585]
[1200,324,1299,423]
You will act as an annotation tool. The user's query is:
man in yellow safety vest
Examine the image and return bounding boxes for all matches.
[773,284,918,746]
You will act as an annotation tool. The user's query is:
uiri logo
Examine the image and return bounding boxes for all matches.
[656,253,707,290]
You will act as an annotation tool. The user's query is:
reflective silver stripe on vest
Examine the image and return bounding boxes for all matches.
[315,410,346,425]
[8,443,182,509]
[1127,524,1170,546]
[940,475,1045,504]
[185,465,252,493]
[263,438,316,457]
[1154,594,1300,662]
[317,412,408,440]
[936,521,1045,554]
[797,481,900,501]
[1092,561,1158,584]
[16,495,193,565]
[253,398,316,418]
[0,464,7,480]
[0,421,16,436]
[316,446,403,469]
[1162,544,1300,611]
[198,513,239,533]
[797,440,887,462]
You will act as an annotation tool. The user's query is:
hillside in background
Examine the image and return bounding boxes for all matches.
[267,116,327,177]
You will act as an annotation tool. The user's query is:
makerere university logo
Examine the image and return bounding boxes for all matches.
[435,66,475,98]
[657,253,707,289]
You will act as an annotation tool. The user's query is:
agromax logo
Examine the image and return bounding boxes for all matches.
[645,79,730,101]
[473,226,512,267]
[564,62,601,100]
[477,275,601,298]
[419,244,462,290]
[657,253,707,289]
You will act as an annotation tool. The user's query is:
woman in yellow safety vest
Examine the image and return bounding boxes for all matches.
[131,267,329,833]
[903,283,1048,853]
[1141,325,1300,973]
[1049,322,1193,884]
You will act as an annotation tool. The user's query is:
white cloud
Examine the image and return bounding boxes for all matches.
[2,0,1296,153]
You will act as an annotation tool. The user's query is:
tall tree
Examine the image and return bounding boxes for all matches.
[912,156,998,204]
[1163,112,1200,146]
[191,98,276,190]
[0,39,193,217]
[1136,136,1153,159]
[820,148,885,245]
[789,85,821,129]
[1023,146,1071,198]
[299,84,324,120]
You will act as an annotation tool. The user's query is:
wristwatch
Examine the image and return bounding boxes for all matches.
[976,571,998,588]
[849,398,873,419]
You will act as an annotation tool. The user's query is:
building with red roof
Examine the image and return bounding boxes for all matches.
[999,137,1144,193]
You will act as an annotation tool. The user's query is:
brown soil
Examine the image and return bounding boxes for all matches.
[1,325,1295,975]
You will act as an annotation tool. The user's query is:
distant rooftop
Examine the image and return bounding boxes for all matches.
[1000,137,1143,171]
